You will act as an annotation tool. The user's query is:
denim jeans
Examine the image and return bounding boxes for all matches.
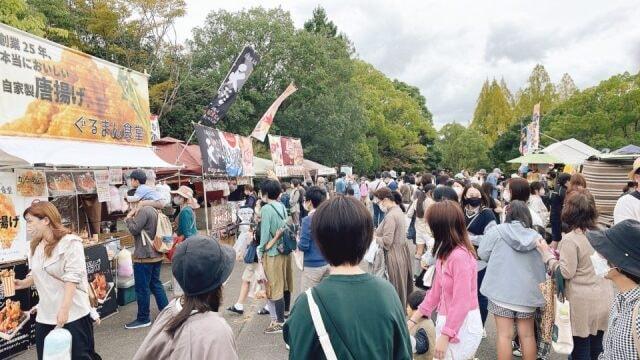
[373,203,385,227]
[571,331,604,360]
[134,261,169,323]
[477,268,489,325]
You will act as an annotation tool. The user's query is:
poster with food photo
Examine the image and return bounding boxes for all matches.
[45,171,77,196]
[84,245,117,318]
[0,263,36,358]
[15,170,47,198]
[0,195,27,263]
[0,173,16,196]
[73,172,97,194]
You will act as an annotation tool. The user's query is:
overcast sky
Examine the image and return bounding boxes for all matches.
[175,1,640,128]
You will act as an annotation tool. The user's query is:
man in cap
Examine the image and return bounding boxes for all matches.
[585,219,640,359]
[387,170,398,191]
[129,169,165,210]
[124,189,169,329]
[613,157,640,224]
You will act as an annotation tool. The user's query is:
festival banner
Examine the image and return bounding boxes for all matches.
[195,124,227,175]
[94,170,110,202]
[210,203,233,230]
[45,171,77,196]
[239,136,254,176]
[0,195,23,263]
[0,23,152,146]
[73,171,97,195]
[268,135,305,177]
[201,46,260,126]
[529,103,540,153]
[251,83,297,141]
[15,170,47,197]
[0,173,16,196]
[219,131,243,177]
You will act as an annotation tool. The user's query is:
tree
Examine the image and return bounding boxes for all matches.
[489,120,524,171]
[436,123,490,172]
[303,6,337,38]
[470,78,513,144]
[393,79,433,124]
[500,77,514,107]
[1,0,46,36]
[557,73,578,102]
[514,64,558,118]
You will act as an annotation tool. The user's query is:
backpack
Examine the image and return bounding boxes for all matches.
[296,188,308,218]
[281,192,291,210]
[142,210,172,254]
[268,203,297,255]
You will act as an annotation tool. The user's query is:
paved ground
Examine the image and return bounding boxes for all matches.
[14,243,564,360]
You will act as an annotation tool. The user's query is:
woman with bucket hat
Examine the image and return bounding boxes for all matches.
[585,219,640,360]
[170,185,199,239]
[133,236,238,359]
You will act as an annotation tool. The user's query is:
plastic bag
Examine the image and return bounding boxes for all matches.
[116,248,133,278]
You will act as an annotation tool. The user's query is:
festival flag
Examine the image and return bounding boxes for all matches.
[201,46,260,126]
[251,83,297,141]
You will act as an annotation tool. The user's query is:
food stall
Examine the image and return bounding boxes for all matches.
[0,23,177,357]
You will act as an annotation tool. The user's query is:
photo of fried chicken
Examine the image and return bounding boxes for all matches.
[90,272,113,302]
[16,170,46,197]
[0,299,26,336]
[74,172,96,194]
[0,195,18,250]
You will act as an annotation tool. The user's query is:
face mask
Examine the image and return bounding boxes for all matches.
[503,190,511,202]
[465,198,482,207]
[173,196,184,205]
[590,252,612,278]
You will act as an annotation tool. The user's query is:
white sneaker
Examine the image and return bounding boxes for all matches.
[482,329,487,338]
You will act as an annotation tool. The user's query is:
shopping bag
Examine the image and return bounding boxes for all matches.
[364,240,379,264]
[552,294,573,354]
[293,249,304,271]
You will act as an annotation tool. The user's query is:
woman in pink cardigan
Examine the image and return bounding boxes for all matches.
[407,200,483,360]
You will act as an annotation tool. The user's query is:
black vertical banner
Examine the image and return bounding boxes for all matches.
[84,245,117,319]
[201,46,260,126]
[195,124,227,175]
[0,263,36,359]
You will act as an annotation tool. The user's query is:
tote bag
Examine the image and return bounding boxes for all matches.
[552,296,573,354]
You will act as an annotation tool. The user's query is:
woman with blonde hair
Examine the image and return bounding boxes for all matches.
[15,201,96,360]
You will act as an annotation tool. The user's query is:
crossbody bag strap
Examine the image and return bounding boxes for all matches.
[306,288,338,360]
[632,300,640,356]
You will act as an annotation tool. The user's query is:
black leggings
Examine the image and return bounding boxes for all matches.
[35,314,96,360]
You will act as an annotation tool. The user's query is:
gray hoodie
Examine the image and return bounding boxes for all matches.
[477,221,546,308]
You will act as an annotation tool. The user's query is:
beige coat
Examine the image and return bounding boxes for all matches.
[375,205,414,308]
[542,230,615,338]
[133,299,238,360]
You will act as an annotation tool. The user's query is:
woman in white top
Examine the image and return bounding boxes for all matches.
[15,201,95,360]
[407,184,435,259]
[528,181,549,226]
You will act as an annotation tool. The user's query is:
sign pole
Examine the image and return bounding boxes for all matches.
[202,172,210,236]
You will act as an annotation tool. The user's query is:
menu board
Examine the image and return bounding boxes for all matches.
[84,245,117,319]
[15,170,47,197]
[0,263,36,359]
[73,171,97,194]
[94,170,110,202]
[108,168,123,185]
[45,171,77,196]
[0,173,16,196]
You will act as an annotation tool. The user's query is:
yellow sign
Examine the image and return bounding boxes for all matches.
[0,23,151,146]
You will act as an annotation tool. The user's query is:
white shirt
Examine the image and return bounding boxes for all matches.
[613,193,640,224]
[29,234,91,325]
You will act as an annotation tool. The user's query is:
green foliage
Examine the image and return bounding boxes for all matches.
[489,120,524,171]
[542,71,640,150]
[514,64,557,118]
[436,123,490,172]
[471,79,513,144]
[303,6,337,38]
[1,0,46,36]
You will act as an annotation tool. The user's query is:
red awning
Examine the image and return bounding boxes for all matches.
[153,137,202,176]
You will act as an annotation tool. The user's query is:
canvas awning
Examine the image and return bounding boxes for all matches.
[0,136,179,168]
[303,159,336,176]
[541,138,600,165]
[508,153,562,164]
[153,137,202,176]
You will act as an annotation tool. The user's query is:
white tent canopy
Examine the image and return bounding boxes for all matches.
[541,138,600,165]
[0,136,179,168]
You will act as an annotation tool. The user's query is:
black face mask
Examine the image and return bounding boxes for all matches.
[464,198,482,207]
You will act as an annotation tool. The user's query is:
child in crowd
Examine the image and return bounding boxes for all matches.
[407,290,436,360]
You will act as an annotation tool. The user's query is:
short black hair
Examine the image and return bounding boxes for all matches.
[530,181,544,194]
[281,182,290,192]
[312,196,373,266]
[292,178,301,187]
[506,200,532,228]
[436,174,450,185]
[261,180,282,200]
[129,169,147,184]
[557,173,571,188]
[305,186,327,208]
[346,187,355,196]
[433,186,459,202]
[508,178,530,202]
[339,172,346,178]
[408,290,426,310]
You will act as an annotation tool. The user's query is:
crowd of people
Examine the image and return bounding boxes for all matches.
[14,158,640,360]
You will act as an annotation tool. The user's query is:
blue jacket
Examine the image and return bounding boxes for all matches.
[335,178,346,194]
[298,212,328,267]
[478,221,546,308]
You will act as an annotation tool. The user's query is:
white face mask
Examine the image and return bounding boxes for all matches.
[590,252,612,278]
[453,186,463,197]
[379,202,388,213]
[173,196,184,205]
[503,190,511,202]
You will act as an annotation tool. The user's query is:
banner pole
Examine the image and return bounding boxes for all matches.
[202,173,210,236]
[175,126,197,165]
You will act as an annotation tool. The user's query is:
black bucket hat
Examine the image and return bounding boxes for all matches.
[586,219,640,278]
[172,235,235,296]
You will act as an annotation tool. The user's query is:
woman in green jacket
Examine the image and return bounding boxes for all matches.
[171,186,198,239]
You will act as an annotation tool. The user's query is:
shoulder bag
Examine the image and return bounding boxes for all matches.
[306,288,338,360]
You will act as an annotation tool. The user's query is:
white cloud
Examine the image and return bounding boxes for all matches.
[176,0,640,128]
